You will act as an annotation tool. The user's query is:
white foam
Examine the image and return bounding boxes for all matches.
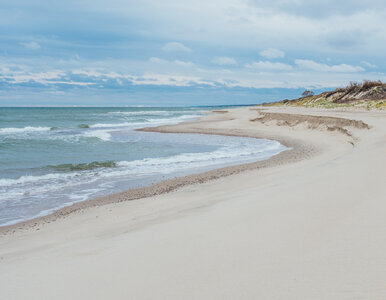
[107,110,198,116]
[89,114,202,130]
[107,110,172,116]
[82,130,112,141]
[0,128,288,227]
[146,114,201,124]
[0,126,51,134]
[0,172,78,187]
[90,122,132,128]
[113,140,285,176]
[0,138,285,191]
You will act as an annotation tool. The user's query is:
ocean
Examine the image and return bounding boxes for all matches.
[0,107,287,226]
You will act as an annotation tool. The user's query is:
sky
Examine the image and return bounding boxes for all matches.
[0,0,385,106]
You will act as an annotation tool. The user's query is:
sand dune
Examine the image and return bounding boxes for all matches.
[1,106,385,299]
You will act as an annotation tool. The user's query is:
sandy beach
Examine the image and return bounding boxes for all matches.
[1,106,385,299]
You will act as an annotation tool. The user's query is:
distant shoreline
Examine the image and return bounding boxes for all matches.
[0,104,259,108]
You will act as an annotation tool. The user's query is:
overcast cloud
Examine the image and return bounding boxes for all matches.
[0,0,385,105]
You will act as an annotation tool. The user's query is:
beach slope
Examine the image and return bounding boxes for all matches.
[1,106,385,299]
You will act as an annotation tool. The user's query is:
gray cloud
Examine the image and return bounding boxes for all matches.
[0,0,385,105]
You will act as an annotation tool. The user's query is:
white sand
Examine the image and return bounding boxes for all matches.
[1,106,385,299]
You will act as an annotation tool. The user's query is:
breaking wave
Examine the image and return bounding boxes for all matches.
[0,126,51,134]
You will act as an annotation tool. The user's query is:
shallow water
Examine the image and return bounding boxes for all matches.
[0,107,287,226]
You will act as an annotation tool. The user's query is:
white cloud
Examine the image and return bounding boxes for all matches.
[173,60,194,67]
[295,59,364,72]
[1,69,93,86]
[149,57,194,67]
[212,56,237,65]
[8,70,65,84]
[162,42,191,53]
[245,61,292,71]
[5,1,386,62]
[2,1,385,97]
[72,69,123,79]
[20,41,41,50]
[361,61,377,68]
[259,48,285,59]
[85,0,366,51]
[130,73,212,87]
[1,55,384,94]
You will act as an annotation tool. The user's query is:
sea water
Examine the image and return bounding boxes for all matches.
[0,107,287,226]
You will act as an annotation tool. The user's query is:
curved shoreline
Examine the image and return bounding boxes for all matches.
[0,111,317,235]
[2,106,385,299]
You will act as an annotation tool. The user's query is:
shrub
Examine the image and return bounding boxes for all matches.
[346,81,361,93]
[302,90,314,97]
[362,80,383,89]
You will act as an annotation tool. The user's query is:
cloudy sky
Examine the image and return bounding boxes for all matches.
[0,0,385,106]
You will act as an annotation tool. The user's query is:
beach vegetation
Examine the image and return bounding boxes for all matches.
[262,80,386,110]
[302,90,314,97]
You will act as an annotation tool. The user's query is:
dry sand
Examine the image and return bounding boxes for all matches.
[0,106,385,299]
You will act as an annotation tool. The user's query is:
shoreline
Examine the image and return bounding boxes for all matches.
[2,105,373,235]
[1,106,385,299]
[0,109,316,235]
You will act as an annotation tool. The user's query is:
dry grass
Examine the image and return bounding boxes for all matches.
[262,80,386,110]
[335,80,383,93]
